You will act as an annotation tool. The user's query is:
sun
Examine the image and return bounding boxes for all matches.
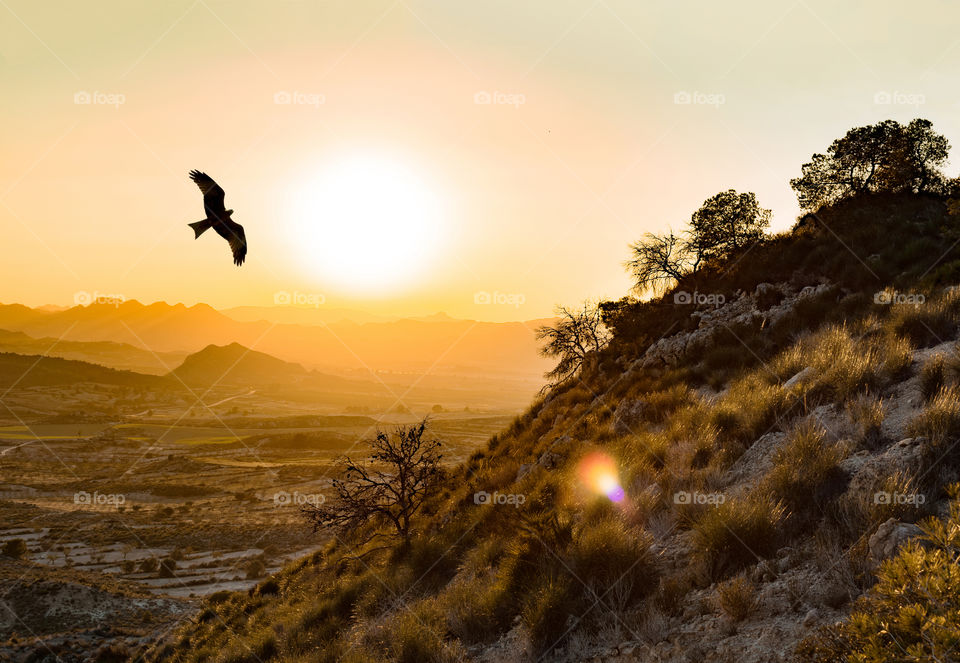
[287,153,445,295]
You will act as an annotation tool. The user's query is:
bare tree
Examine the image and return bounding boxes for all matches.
[625,230,691,295]
[302,419,443,545]
[536,302,611,387]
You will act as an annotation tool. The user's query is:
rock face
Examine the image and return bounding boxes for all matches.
[638,282,835,369]
[868,518,925,563]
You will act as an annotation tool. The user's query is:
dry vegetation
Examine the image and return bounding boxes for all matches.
[139,193,960,662]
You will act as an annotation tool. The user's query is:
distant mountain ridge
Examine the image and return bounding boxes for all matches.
[0,301,553,379]
[0,328,185,375]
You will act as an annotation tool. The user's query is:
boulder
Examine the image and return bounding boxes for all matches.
[868,518,925,563]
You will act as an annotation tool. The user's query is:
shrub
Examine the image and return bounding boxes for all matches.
[522,575,579,655]
[908,384,960,444]
[715,574,758,622]
[919,353,946,401]
[772,325,912,402]
[444,573,511,644]
[907,385,960,493]
[244,556,267,580]
[797,492,960,662]
[709,377,786,444]
[691,493,785,578]
[888,288,960,347]
[568,519,657,611]
[158,557,177,578]
[138,558,158,574]
[381,601,460,663]
[847,394,885,449]
[764,420,848,522]
[2,538,28,559]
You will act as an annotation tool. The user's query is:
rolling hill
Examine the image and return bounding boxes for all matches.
[0,352,172,389]
[170,342,309,386]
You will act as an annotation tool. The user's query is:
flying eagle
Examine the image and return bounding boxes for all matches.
[187,170,247,266]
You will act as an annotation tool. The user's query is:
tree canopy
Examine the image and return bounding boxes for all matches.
[790,118,949,212]
[626,189,770,295]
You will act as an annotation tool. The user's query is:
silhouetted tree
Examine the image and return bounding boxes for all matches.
[626,230,699,295]
[626,190,768,294]
[302,419,442,545]
[536,302,611,386]
[790,118,949,211]
[688,189,770,262]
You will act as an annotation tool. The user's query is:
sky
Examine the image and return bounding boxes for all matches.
[2,0,960,321]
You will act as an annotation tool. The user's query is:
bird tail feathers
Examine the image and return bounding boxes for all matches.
[188,219,213,238]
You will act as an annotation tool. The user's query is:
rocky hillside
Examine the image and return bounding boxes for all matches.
[142,192,960,663]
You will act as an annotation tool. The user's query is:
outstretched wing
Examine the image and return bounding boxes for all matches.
[225,220,247,266]
[188,170,226,219]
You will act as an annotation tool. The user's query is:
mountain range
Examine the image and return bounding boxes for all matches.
[0,302,552,379]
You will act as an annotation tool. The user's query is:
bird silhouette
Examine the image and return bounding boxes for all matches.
[187,170,247,266]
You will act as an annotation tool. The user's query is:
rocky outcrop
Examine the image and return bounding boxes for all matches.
[638,282,835,370]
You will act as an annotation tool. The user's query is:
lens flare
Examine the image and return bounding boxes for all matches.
[577,452,624,503]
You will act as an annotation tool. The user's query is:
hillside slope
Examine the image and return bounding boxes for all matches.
[144,193,960,663]
[0,352,174,389]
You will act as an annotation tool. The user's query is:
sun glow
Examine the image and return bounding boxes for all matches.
[287,153,445,295]
[577,451,625,503]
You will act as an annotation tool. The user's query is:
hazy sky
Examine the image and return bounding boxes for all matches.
[3,0,960,321]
